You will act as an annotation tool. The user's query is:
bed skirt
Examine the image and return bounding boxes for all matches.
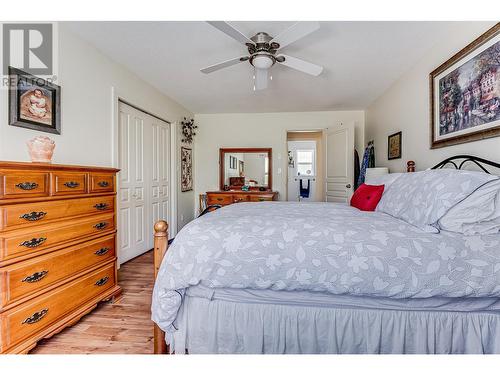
[168,295,500,354]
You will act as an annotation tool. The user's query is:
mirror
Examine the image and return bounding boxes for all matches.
[219,148,272,190]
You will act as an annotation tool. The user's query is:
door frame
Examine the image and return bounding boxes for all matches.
[284,129,325,201]
[110,87,177,265]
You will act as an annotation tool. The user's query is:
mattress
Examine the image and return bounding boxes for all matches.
[186,284,500,314]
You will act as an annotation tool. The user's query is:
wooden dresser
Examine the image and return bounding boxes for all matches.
[0,161,120,354]
[206,190,279,207]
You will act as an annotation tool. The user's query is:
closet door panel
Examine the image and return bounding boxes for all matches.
[118,103,149,264]
[118,109,133,263]
[150,121,170,248]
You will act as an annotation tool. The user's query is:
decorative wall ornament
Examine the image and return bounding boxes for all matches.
[181,147,193,192]
[9,67,61,134]
[181,117,197,144]
[27,136,56,163]
[430,23,500,148]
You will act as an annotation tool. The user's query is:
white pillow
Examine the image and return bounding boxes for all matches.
[365,173,403,192]
[376,169,499,232]
[438,179,500,235]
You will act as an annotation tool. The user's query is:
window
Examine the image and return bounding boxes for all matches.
[296,150,315,176]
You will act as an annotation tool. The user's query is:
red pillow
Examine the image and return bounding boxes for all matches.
[350,183,385,211]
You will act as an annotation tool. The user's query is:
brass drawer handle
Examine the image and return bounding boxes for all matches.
[94,247,110,256]
[22,308,49,324]
[19,211,47,221]
[95,276,109,287]
[97,181,109,188]
[22,270,48,283]
[63,181,80,188]
[258,198,265,201]
[216,198,223,201]
[20,237,47,248]
[93,222,108,230]
[94,203,108,210]
[16,182,39,190]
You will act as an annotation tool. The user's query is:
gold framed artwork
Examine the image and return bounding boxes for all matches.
[430,23,500,148]
[388,131,402,160]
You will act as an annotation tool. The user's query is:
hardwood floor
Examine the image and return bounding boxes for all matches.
[31,251,155,354]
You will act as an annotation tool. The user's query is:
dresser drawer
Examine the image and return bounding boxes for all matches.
[249,194,274,202]
[0,263,115,350]
[232,194,250,203]
[207,194,233,205]
[90,173,114,193]
[0,172,49,199]
[51,172,87,196]
[0,235,115,308]
[0,195,114,232]
[0,213,115,263]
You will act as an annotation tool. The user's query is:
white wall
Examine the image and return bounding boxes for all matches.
[365,22,500,173]
[194,111,365,211]
[0,23,195,232]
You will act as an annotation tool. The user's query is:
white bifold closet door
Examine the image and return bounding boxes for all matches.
[118,102,170,264]
[325,124,354,203]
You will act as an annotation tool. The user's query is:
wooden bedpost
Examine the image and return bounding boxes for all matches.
[153,220,169,354]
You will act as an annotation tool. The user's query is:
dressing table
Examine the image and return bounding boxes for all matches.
[205,148,278,207]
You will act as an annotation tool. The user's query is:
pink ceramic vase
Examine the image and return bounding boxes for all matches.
[27,136,56,163]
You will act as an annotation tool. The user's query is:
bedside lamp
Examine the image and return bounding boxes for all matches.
[365,167,389,184]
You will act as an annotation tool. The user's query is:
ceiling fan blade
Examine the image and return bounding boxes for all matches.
[254,68,268,90]
[271,22,320,49]
[277,54,323,76]
[207,21,254,45]
[200,56,248,74]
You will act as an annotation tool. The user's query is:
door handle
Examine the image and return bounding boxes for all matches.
[346,184,351,189]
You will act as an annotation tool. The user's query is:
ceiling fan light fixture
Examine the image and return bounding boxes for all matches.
[201,22,324,90]
[251,55,274,70]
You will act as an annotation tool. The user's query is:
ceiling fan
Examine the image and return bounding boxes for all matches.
[201,21,323,90]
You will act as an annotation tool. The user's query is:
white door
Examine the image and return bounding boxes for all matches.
[325,124,354,203]
[150,119,170,248]
[118,102,170,264]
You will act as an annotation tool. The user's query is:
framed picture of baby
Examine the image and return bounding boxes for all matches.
[8,67,61,134]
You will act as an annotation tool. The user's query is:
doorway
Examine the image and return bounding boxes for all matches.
[286,131,324,202]
[118,101,171,264]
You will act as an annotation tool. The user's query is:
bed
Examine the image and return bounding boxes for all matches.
[151,155,500,354]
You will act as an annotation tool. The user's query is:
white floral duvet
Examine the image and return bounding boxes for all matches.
[152,202,500,333]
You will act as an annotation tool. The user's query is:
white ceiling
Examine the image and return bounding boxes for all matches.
[64,21,460,114]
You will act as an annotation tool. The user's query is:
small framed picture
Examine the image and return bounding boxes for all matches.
[181,147,193,192]
[8,66,61,134]
[388,131,402,160]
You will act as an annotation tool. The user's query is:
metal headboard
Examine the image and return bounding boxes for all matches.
[431,155,500,174]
